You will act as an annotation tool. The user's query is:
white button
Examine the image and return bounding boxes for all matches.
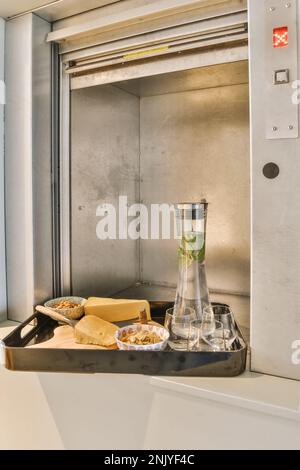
[274,69,290,84]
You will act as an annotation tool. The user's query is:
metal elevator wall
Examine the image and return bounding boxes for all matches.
[71,61,250,298]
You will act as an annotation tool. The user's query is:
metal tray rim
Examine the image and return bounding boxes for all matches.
[1,302,248,376]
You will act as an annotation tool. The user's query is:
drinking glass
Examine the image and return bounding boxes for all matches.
[212,305,238,350]
[188,320,210,351]
[165,307,197,351]
[203,320,226,351]
[186,305,215,351]
[188,320,225,352]
[188,320,202,351]
[201,305,216,336]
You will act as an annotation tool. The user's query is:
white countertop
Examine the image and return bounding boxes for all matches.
[1,317,300,424]
[151,374,300,422]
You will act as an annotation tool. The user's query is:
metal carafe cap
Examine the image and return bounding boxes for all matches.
[175,201,208,220]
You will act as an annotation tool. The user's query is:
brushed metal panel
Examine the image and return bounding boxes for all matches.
[59,69,71,295]
[34,1,120,22]
[117,60,249,97]
[54,0,247,30]
[249,0,300,381]
[63,11,247,74]
[0,18,6,322]
[52,0,247,56]
[32,14,53,306]
[265,0,298,139]
[0,1,119,20]
[140,83,250,295]
[71,44,248,90]
[5,15,53,322]
[48,0,244,43]
[71,85,140,298]
[62,11,247,63]
[5,16,34,322]
[0,1,61,19]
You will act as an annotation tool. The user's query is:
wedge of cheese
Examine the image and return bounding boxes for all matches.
[84,298,151,322]
[74,315,119,348]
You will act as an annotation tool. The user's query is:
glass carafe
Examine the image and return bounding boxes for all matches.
[173,202,213,330]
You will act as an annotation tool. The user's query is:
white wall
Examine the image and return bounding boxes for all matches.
[0,18,6,322]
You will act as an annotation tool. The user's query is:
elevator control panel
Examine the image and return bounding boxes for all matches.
[265,0,298,139]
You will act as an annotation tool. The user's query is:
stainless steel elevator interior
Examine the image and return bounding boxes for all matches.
[71,59,250,331]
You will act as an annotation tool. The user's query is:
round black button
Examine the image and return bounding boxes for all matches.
[263,163,280,179]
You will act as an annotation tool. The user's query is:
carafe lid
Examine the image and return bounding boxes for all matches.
[175,201,208,220]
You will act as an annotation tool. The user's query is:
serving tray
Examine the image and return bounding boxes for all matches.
[1,302,247,376]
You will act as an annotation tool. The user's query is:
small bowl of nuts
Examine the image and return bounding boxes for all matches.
[116,324,169,351]
[44,296,86,320]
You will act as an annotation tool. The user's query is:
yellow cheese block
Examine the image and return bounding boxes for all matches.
[74,315,119,348]
[84,298,151,322]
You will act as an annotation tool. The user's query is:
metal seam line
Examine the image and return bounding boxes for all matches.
[0,80,5,105]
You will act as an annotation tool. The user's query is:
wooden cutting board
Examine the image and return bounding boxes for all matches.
[27,320,162,350]
[28,325,112,350]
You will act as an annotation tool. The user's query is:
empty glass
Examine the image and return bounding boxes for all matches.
[188,320,207,351]
[165,307,197,351]
[201,305,216,336]
[189,320,225,351]
[212,305,238,350]
[202,321,225,351]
